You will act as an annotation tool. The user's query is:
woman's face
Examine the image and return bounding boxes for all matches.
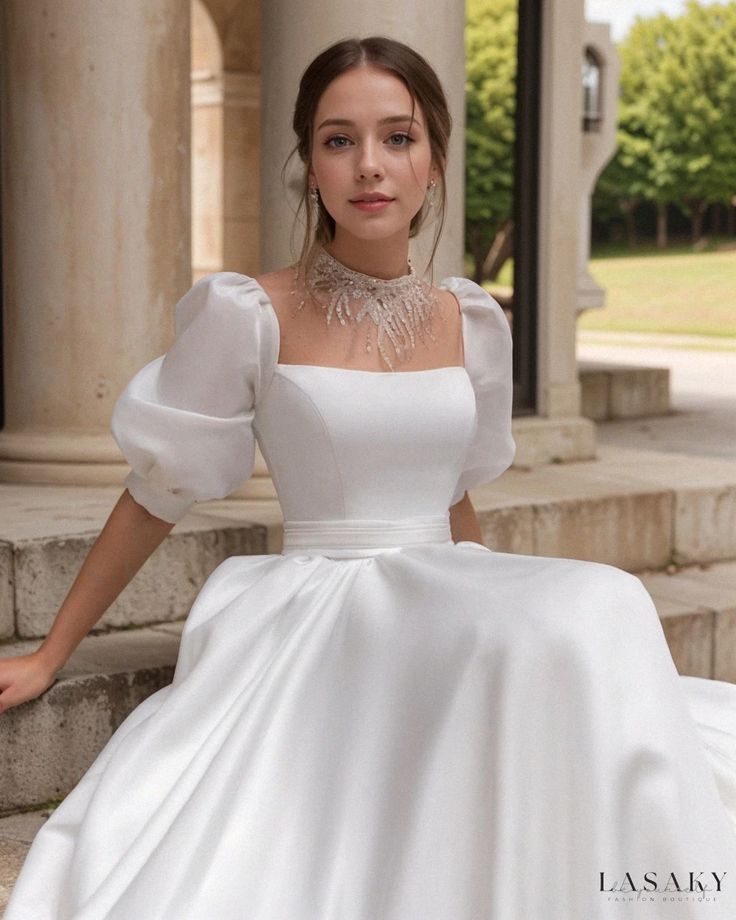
[309,65,437,244]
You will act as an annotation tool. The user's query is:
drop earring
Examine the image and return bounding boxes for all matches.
[310,186,320,217]
[427,178,437,209]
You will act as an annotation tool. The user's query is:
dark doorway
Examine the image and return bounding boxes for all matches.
[511,0,541,415]
[465,0,541,416]
[0,110,4,432]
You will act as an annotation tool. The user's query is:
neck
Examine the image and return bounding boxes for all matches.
[324,228,411,279]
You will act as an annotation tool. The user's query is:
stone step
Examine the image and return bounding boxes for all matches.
[2,444,736,642]
[0,484,283,642]
[640,560,736,684]
[0,809,46,912]
[0,622,183,815]
[578,358,670,421]
[1,559,734,822]
[472,443,736,572]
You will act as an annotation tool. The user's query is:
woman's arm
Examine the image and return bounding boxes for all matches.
[37,489,175,673]
[0,489,174,713]
[449,491,484,544]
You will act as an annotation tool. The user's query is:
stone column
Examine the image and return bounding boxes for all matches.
[577,21,620,314]
[192,0,261,281]
[222,71,261,276]
[0,0,191,485]
[192,70,260,280]
[260,1,466,282]
[536,0,585,421]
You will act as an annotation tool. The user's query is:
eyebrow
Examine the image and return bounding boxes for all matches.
[316,114,423,131]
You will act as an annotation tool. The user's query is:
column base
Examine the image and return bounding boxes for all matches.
[0,428,278,498]
[511,415,597,468]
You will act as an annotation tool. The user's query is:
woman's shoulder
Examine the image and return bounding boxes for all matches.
[253,266,298,313]
[172,271,281,368]
[179,269,285,328]
[433,276,508,325]
[435,275,498,302]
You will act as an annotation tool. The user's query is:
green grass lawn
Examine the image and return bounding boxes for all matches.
[580,239,736,337]
[469,237,736,338]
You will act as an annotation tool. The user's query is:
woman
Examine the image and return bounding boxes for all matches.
[2,35,736,920]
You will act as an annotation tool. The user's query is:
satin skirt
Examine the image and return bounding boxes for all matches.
[6,518,736,919]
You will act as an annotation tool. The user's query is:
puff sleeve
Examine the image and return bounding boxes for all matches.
[110,273,278,524]
[440,277,516,508]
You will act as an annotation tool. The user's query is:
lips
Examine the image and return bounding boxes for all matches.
[350,197,394,213]
[350,194,394,203]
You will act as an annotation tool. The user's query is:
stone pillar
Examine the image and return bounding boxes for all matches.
[536,0,586,420]
[192,70,260,280]
[192,0,261,280]
[0,0,191,485]
[191,2,224,280]
[577,20,620,314]
[260,1,465,282]
[222,71,261,276]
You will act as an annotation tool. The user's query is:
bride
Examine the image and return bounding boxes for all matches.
[2,34,736,920]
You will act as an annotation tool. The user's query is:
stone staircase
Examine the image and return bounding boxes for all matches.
[578,357,670,421]
[1,443,736,906]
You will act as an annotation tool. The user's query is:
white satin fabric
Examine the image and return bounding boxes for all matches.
[6,274,736,920]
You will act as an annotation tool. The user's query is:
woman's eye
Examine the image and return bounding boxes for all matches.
[324,133,413,149]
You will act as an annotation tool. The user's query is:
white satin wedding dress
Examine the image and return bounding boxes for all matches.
[5,273,736,920]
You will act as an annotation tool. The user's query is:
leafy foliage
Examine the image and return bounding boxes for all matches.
[465,0,518,279]
[595,0,736,244]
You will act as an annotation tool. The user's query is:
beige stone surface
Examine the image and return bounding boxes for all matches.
[0,543,12,640]
[536,0,588,420]
[0,810,51,844]
[0,810,54,908]
[609,365,669,418]
[0,628,181,811]
[577,20,620,315]
[0,483,281,639]
[640,562,736,680]
[477,505,535,555]
[681,561,736,589]
[715,610,736,683]
[510,415,597,466]
[639,568,736,611]
[674,486,736,565]
[578,361,670,421]
[0,837,30,912]
[532,491,672,570]
[0,0,192,485]
[658,609,714,679]
[0,483,283,543]
[13,521,266,639]
[592,445,736,489]
[579,367,610,421]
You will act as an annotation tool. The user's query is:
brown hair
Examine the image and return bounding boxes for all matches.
[283,36,452,283]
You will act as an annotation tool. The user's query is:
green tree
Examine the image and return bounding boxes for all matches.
[595,1,736,246]
[652,0,736,242]
[465,0,517,283]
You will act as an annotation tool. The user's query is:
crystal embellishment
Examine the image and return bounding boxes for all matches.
[296,246,439,371]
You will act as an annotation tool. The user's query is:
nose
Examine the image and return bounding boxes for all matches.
[356,138,384,180]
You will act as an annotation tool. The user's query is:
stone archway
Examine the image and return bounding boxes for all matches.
[192,1,225,278]
[192,0,261,280]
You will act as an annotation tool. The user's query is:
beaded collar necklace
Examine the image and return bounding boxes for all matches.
[294,246,439,371]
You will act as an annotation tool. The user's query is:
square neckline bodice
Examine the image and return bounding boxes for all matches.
[250,277,469,378]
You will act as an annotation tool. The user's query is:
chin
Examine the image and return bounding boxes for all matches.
[337,217,413,242]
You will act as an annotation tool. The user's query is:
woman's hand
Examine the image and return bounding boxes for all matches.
[0,651,59,715]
